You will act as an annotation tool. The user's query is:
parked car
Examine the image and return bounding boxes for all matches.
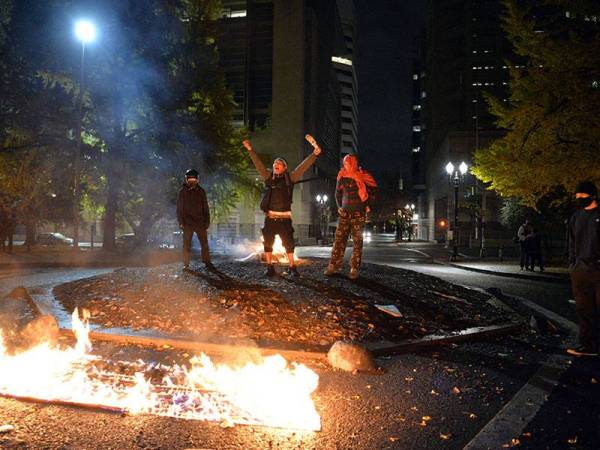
[115,233,137,249]
[36,232,74,246]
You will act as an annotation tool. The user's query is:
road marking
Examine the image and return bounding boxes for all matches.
[463,293,577,450]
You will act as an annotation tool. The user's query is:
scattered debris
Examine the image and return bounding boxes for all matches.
[375,304,403,318]
[0,424,15,434]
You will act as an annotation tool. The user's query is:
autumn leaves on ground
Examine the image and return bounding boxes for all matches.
[53,258,514,350]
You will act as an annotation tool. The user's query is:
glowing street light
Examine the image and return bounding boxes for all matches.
[71,19,97,250]
[75,20,97,43]
[446,161,469,261]
[315,194,329,244]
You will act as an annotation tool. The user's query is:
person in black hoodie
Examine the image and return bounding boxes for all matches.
[567,180,600,357]
[243,135,322,277]
[176,169,214,271]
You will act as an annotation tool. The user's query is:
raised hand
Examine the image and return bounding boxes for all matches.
[242,139,252,151]
[305,134,321,156]
[305,134,317,147]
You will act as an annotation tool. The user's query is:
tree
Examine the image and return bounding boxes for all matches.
[472,0,600,208]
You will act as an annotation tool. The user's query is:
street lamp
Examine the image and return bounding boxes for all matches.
[315,194,329,244]
[404,203,415,241]
[445,161,469,261]
[72,19,97,250]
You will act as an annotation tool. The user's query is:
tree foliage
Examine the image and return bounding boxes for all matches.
[472,0,600,207]
[1,0,252,247]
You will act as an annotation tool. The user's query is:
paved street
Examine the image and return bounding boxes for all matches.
[0,237,598,449]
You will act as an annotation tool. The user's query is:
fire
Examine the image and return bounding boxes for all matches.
[0,309,321,431]
[237,235,300,264]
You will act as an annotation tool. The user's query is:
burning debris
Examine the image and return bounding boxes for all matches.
[0,309,321,431]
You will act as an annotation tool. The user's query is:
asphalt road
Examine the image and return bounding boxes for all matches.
[0,238,595,449]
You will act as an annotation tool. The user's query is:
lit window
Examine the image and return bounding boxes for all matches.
[412,146,421,153]
[332,56,352,66]
[421,91,427,99]
[413,125,422,132]
[413,74,419,80]
[413,104,422,111]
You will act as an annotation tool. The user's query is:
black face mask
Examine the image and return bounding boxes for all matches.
[575,197,595,209]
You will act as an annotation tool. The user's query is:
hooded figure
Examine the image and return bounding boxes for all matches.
[176,169,213,270]
[566,180,600,357]
[325,154,377,279]
[243,135,322,277]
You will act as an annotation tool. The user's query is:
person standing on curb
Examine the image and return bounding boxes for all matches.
[176,169,214,271]
[242,134,322,277]
[567,180,600,357]
[517,219,532,270]
[324,154,377,280]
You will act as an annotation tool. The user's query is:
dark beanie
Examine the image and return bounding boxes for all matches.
[575,181,598,197]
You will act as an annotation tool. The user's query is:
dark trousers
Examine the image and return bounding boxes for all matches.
[570,269,600,350]
[262,217,295,253]
[182,225,210,265]
[519,241,528,269]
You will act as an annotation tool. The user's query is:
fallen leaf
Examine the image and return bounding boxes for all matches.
[0,425,15,433]
[410,406,418,412]
[522,432,532,438]
[418,420,427,427]
[511,438,520,446]
[430,389,439,396]
[452,386,461,394]
[389,437,399,442]
[440,433,452,440]
[468,413,477,419]
[405,376,414,382]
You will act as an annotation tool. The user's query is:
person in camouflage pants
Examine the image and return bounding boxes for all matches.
[325,154,377,279]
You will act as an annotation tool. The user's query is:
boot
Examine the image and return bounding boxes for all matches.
[324,264,337,276]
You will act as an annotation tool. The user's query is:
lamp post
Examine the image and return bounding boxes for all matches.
[316,194,329,244]
[405,203,415,241]
[445,161,468,261]
[73,19,96,250]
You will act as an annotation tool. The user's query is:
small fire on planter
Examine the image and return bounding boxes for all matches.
[0,309,321,431]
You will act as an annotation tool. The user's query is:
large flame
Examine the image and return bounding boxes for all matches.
[0,309,320,431]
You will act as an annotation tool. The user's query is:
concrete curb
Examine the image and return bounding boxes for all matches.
[367,322,525,356]
[445,261,569,284]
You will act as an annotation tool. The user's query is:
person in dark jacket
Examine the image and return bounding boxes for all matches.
[517,219,533,270]
[243,134,322,277]
[527,226,544,272]
[176,169,213,271]
[325,154,377,279]
[567,180,600,357]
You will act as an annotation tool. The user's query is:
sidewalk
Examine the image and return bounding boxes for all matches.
[449,257,569,283]
[0,246,181,269]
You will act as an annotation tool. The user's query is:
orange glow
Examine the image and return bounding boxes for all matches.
[0,309,320,431]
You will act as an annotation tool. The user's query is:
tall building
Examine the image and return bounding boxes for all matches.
[423,0,512,242]
[217,0,352,241]
[334,0,359,157]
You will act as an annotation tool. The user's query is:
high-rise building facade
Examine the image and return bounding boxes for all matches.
[423,0,512,242]
[217,0,353,241]
[334,0,359,157]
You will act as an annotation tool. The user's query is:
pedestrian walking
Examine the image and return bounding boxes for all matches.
[517,219,532,270]
[324,154,377,280]
[242,134,322,277]
[527,226,544,272]
[176,169,214,271]
[567,180,600,357]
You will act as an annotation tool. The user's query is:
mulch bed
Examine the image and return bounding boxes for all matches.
[52,258,518,351]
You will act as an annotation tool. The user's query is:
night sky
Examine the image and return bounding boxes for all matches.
[355,0,426,178]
